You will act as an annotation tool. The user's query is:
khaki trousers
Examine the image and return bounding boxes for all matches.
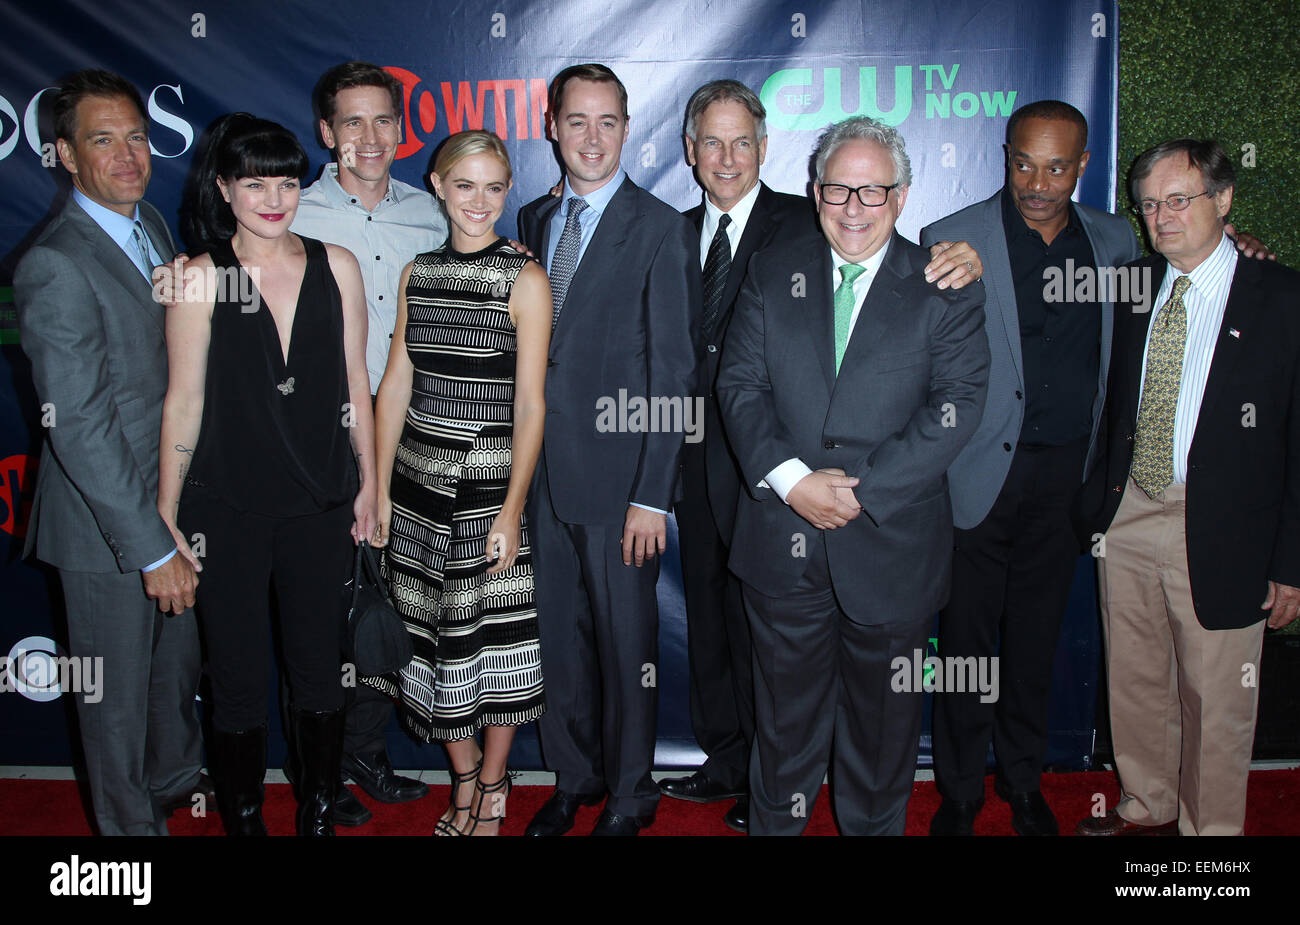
[1098,479,1265,836]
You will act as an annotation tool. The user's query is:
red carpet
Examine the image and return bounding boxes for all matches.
[2,769,1297,835]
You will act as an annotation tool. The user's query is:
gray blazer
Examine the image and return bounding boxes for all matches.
[921,191,1139,530]
[15,196,178,573]
[718,232,989,624]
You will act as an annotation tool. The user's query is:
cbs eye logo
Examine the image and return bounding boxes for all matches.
[3,636,65,702]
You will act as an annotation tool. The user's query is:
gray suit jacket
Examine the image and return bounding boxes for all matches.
[15,196,178,573]
[921,190,1139,529]
[717,232,989,624]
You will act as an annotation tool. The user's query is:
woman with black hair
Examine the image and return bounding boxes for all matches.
[157,113,377,836]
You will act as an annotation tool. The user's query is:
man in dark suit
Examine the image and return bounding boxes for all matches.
[717,116,989,835]
[1074,139,1299,836]
[921,101,1139,836]
[656,79,815,832]
[14,70,206,835]
[662,79,985,833]
[517,64,699,836]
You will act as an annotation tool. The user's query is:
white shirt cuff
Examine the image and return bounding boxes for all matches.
[630,502,667,515]
[142,548,178,573]
[763,459,813,504]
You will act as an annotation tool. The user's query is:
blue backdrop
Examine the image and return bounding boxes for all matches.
[0,0,1119,772]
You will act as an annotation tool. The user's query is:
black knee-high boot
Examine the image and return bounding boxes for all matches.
[292,709,343,836]
[211,726,268,836]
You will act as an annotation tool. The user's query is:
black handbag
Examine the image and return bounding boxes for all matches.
[343,540,413,677]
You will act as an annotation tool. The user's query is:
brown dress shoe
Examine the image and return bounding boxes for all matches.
[1076,809,1178,836]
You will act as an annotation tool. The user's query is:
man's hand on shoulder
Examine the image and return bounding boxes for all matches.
[142,554,198,615]
[622,506,667,567]
[1224,223,1277,261]
[925,241,984,289]
[787,469,862,531]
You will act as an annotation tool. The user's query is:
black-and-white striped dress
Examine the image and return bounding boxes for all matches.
[382,237,544,742]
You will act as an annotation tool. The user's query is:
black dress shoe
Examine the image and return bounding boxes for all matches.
[994,780,1058,836]
[160,772,218,817]
[525,789,604,836]
[658,770,745,803]
[342,749,429,803]
[590,808,655,836]
[723,796,748,833]
[929,797,985,835]
[333,782,373,826]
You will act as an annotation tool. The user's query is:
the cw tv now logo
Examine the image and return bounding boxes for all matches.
[0,83,194,163]
[385,67,548,160]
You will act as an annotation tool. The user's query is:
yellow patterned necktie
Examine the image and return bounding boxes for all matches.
[1130,275,1192,498]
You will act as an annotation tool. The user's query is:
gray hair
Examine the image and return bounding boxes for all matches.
[684,79,767,142]
[1129,138,1236,202]
[812,116,911,187]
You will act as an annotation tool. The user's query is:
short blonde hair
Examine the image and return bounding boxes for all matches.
[433,130,512,184]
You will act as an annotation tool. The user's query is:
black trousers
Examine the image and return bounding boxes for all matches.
[745,536,930,836]
[675,443,753,790]
[931,439,1088,800]
[528,458,661,817]
[180,491,352,733]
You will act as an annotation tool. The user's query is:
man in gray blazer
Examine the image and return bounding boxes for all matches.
[718,116,988,835]
[921,100,1142,836]
[14,70,205,835]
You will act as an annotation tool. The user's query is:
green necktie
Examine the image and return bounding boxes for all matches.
[1131,275,1192,498]
[834,263,867,374]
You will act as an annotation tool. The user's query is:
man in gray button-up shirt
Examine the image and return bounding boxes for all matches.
[288,61,447,820]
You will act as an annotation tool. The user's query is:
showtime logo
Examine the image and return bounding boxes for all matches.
[0,453,35,537]
[385,67,549,160]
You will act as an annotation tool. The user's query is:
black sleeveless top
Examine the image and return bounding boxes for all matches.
[186,235,356,516]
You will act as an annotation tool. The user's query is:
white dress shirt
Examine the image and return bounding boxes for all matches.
[1137,232,1238,484]
[764,240,892,502]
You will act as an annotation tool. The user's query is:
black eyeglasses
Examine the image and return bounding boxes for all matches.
[819,183,899,207]
[1133,191,1213,216]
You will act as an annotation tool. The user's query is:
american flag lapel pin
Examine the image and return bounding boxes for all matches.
[1229,328,1241,339]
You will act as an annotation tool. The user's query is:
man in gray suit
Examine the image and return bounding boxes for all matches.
[14,69,205,835]
[718,116,988,835]
[921,100,1143,836]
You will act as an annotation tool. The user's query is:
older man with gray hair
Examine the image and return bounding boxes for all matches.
[717,115,989,835]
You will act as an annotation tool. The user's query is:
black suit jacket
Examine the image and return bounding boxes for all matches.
[683,182,819,537]
[518,175,700,524]
[1077,252,1300,629]
[717,231,989,624]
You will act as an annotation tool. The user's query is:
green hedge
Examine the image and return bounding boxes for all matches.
[1118,1,1300,262]
[1121,2,1300,633]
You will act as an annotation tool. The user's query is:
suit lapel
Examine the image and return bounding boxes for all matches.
[531,194,562,266]
[1189,256,1254,454]
[797,241,836,396]
[551,177,635,347]
[722,183,777,316]
[979,199,1023,384]
[834,234,909,387]
[66,200,165,334]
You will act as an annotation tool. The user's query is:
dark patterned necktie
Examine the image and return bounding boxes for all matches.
[701,213,732,339]
[1131,275,1192,498]
[549,197,588,328]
